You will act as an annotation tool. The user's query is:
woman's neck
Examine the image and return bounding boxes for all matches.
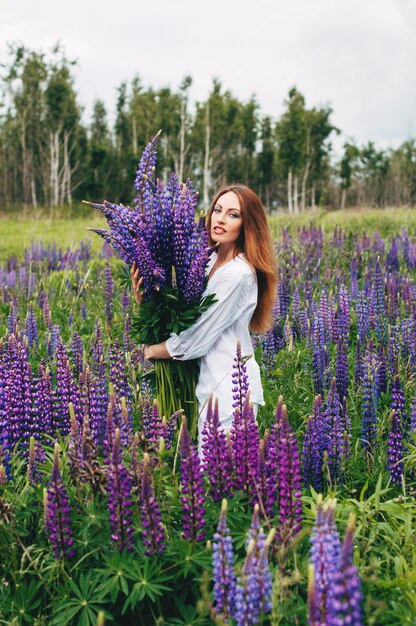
[215,243,239,264]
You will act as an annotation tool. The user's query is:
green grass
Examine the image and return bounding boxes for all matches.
[268,207,416,239]
[1,207,415,262]
[0,216,106,261]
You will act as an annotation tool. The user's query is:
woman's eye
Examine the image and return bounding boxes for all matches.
[230,213,240,219]
[213,207,221,213]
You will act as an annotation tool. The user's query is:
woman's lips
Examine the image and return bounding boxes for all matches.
[213,226,226,233]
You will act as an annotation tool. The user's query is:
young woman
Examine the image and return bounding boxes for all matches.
[131,183,278,447]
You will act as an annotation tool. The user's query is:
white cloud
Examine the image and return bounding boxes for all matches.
[0,0,414,147]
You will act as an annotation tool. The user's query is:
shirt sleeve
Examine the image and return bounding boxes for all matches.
[165,268,254,361]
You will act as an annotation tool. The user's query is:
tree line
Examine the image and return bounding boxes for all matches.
[1,44,415,213]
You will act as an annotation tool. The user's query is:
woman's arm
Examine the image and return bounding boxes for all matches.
[144,341,171,360]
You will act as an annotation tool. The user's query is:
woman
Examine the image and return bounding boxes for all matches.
[131,184,277,446]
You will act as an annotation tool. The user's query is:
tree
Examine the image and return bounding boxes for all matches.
[276,87,307,214]
[339,143,360,210]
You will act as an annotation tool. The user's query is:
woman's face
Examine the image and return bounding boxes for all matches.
[210,191,243,246]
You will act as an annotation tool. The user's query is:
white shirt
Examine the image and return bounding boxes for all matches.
[166,252,264,426]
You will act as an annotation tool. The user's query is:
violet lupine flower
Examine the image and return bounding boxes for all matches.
[336,284,350,344]
[324,379,347,484]
[370,259,386,340]
[133,130,160,207]
[232,340,250,419]
[87,371,108,447]
[312,313,328,396]
[179,417,206,542]
[52,341,82,436]
[356,292,370,344]
[38,363,53,437]
[376,345,387,395]
[234,518,275,626]
[361,348,380,452]
[107,428,134,552]
[71,331,84,379]
[335,340,348,401]
[309,497,341,625]
[302,395,325,490]
[201,396,233,502]
[140,453,166,556]
[391,374,407,432]
[211,499,237,622]
[258,429,278,518]
[109,338,132,414]
[327,515,363,626]
[68,403,84,482]
[410,392,416,434]
[387,410,404,486]
[276,405,303,543]
[26,304,38,349]
[44,443,75,559]
[104,262,113,325]
[231,393,260,498]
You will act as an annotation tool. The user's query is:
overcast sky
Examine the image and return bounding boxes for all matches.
[1,0,415,151]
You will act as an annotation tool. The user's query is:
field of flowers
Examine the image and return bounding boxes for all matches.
[0,220,415,625]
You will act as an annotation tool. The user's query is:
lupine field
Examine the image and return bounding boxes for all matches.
[1,220,416,625]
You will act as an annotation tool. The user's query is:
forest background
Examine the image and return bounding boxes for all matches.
[1,42,415,218]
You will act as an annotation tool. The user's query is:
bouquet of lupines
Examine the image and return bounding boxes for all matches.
[87,131,216,431]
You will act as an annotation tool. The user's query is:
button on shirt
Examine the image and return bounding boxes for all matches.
[165,252,264,427]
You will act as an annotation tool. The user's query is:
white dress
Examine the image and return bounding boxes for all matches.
[165,252,264,438]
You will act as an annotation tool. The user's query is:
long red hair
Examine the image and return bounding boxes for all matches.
[206,184,278,333]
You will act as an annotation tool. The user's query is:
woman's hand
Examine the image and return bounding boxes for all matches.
[131,261,144,305]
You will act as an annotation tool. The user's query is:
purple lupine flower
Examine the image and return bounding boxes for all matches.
[376,345,387,394]
[44,443,75,559]
[356,292,370,344]
[361,348,380,452]
[354,337,364,387]
[410,392,416,434]
[258,429,278,518]
[231,340,250,419]
[276,405,303,543]
[387,410,404,485]
[336,284,350,344]
[234,515,275,626]
[53,341,82,436]
[335,340,348,401]
[67,402,83,482]
[201,396,233,502]
[107,428,134,552]
[179,417,206,542]
[140,452,166,555]
[309,497,341,624]
[83,368,108,447]
[26,303,38,349]
[324,379,347,484]
[370,259,386,340]
[212,499,237,622]
[311,313,328,396]
[38,362,53,437]
[104,262,113,325]
[327,515,363,626]
[302,395,325,490]
[109,339,133,418]
[133,130,160,207]
[71,331,84,379]
[231,393,260,498]
[391,374,407,432]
